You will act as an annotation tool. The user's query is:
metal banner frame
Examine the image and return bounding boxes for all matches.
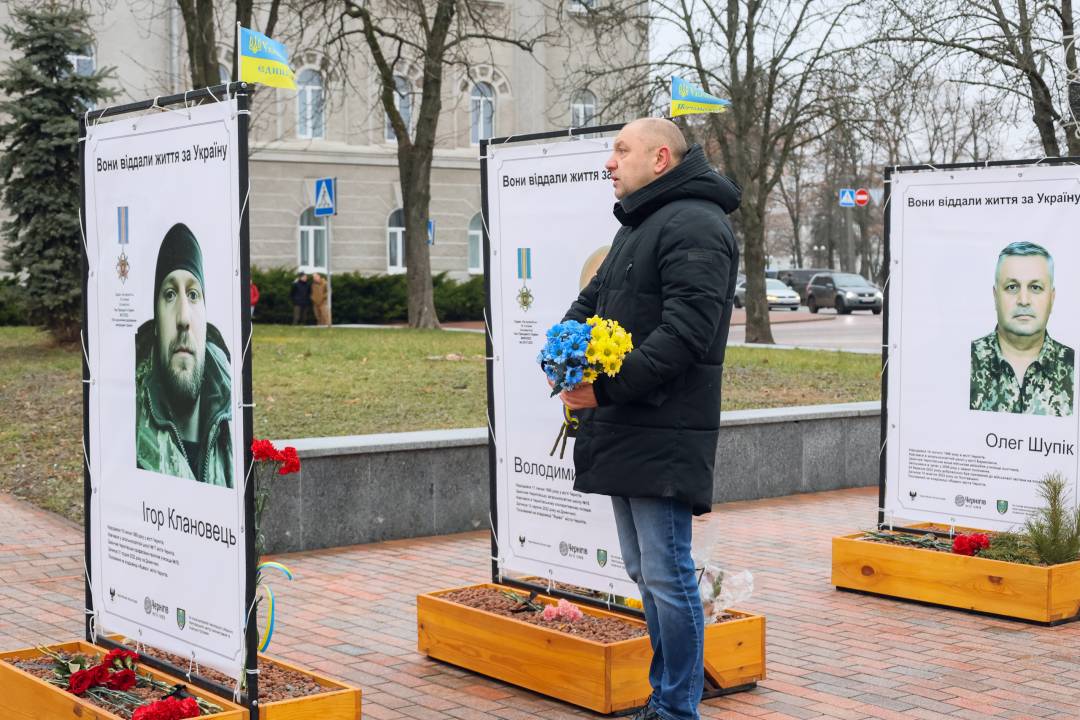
[79,82,259,718]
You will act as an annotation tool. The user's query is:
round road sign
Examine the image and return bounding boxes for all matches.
[855,188,870,207]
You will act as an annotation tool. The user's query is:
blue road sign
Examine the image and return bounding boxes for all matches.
[838,188,856,207]
[314,177,336,216]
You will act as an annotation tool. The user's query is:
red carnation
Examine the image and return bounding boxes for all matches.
[952,533,991,556]
[132,695,201,720]
[103,648,139,670]
[252,438,284,463]
[69,664,109,695]
[278,445,300,475]
[105,668,137,691]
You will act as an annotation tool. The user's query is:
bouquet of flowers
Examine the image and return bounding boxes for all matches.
[538,316,633,457]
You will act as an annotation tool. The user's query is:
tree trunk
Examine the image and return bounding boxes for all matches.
[177,0,219,88]
[1029,72,1063,156]
[401,153,440,328]
[741,195,775,344]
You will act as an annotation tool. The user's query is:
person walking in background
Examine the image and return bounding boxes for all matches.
[311,272,330,326]
[290,271,311,325]
[558,118,740,720]
[249,281,259,319]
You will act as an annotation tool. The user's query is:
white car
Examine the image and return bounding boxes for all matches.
[733,278,800,310]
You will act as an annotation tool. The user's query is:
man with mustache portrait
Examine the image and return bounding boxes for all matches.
[135,223,234,487]
[970,241,1074,416]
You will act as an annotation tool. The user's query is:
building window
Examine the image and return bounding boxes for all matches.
[387,208,406,273]
[385,75,412,142]
[470,82,495,144]
[298,207,327,273]
[297,68,325,139]
[219,64,231,85]
[468,213,484,274]
[67,45,95,77]
[570,89,597,127]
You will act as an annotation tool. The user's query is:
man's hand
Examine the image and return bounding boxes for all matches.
[561,383,598,410]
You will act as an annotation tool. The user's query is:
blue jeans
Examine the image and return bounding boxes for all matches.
[612,496,704,720]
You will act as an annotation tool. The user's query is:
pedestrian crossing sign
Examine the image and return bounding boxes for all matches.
[838,188,856,207]
[314,177,336,217]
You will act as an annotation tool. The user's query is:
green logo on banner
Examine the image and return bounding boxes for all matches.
[596,548,608,568]
[996,500,1009,515]
[176,608,186,630]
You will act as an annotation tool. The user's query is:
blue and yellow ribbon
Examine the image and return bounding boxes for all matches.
[256,561,293,652]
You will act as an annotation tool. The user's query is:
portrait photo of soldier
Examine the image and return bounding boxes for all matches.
[135,223,234,487]
[970,240,1074,416]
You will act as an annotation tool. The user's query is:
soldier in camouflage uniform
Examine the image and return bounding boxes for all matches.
[135,223,234,487]
[970,241,1074,416]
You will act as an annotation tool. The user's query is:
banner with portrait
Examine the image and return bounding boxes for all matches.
[484,135,639,598]
[83,99,248,678]
[885,162,1080,531]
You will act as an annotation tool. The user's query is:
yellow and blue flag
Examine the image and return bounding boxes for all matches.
[238,26,296,90]
[670,76,730,117]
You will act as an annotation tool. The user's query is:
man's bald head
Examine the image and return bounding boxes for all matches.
[605,118,690,199]
[625,118,689,164]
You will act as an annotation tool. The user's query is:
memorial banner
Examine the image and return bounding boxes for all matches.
[885,163,1080,531]
[485,136,639,598]
[84,99,247,677]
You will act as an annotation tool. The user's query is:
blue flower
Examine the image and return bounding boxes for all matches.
[565,365,584,388]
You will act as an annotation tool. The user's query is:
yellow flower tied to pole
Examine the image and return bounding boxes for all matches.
[539,315,633,459]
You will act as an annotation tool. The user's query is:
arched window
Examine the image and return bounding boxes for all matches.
[297,69,325,139]
[67,45,95,77]
[385,75,412,142]
[387,208,406,273]
[470,82,495,144]
[467,213,484,274]
[218,64,231,85]
[298,207,328,272]
[570,89,597,128]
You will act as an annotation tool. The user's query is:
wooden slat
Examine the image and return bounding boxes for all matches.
[1048,562,1080,623]
[703,615,766,688]
[0,640,246,720]
[832,533,1055,621]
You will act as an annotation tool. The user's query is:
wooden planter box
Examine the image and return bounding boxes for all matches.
[253,653,361,720]
[416,583,765,714]
[832,530,1080,624]
[0,639,246,720]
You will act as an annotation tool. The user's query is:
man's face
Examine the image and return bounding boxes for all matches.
[155,269,206,411]
[605,126,659,200]
[994,255,1054,338]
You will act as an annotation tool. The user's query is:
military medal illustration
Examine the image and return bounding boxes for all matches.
[116,206,130,283]
[516,246,533,311]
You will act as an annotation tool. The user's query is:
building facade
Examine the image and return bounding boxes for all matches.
[0,1,643,280]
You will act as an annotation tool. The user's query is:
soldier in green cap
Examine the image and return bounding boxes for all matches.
[135,223,234,487]
[970,241,1074,416]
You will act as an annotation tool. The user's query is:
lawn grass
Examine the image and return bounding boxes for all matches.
[0,325,881,522]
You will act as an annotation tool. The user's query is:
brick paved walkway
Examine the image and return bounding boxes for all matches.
[2,487,1079,719]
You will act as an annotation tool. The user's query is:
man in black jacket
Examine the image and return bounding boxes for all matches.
[290,272,312,325]
[560,118,740,720]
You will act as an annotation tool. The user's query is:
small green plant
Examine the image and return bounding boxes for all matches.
[1025,472,1080,566]
[977,531,1041,565]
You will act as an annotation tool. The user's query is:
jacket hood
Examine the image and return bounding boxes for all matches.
[614,144,741,226]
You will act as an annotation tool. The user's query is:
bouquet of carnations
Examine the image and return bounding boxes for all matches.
[538,316,633,457]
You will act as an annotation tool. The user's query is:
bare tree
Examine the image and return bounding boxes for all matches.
[874,0,1080,157]
[567,0,859,343]
[328,0,556,328]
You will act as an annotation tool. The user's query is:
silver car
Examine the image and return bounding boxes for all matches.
[733,278,800,310]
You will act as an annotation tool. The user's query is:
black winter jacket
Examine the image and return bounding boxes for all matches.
[562,144,740,515]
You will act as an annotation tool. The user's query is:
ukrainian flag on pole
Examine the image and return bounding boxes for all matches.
[670,76,730,117]
[238,26,296,89]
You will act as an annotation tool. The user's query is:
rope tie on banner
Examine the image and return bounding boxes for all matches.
[481,306,496,355]
[605,590,614,611]
[877,508,894,531]
[546,574,554,594]
[206,85,220,104]
[83,558,99,644]
[486,512,504,576]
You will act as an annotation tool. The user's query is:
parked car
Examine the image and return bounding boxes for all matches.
[805,272,882,314]
[776,268,833,304]
[733,278,800,311]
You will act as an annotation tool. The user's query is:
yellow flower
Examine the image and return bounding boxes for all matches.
[587,315,601,326]
[624,597,643,609]
[591,324,610,342]
[582,368,598,383]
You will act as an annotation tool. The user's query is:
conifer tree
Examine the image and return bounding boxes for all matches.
[0,6,112,341]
